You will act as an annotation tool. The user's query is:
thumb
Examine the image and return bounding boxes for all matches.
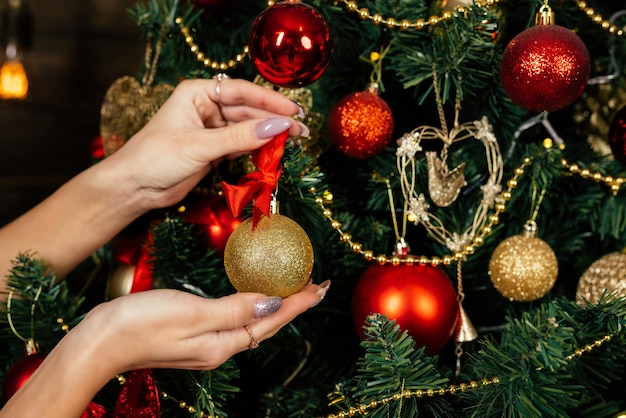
[199,292,283,331]
[193,117,294,163]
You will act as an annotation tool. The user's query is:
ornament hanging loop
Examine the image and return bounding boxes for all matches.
[535,3,554,26]
[6,286,43,343]
[368,44,391,89]
[270,192,280,215]
[523,220,538,238]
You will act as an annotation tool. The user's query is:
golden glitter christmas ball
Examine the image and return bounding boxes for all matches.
[488,231,558,302]
[224,213,314,297]
[576,252,626,306]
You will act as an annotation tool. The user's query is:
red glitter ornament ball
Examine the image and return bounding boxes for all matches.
[328,90,394,159]
[500,24,590,112]
[351,263,459,355]
[2,352,46,401]
[249,1,332,88]
[609,105,626,166]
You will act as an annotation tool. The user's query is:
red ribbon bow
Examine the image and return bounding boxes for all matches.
[81,369,160,418]
[221,131,288,228]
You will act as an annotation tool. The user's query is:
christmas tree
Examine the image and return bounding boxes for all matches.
[3,0,626,416]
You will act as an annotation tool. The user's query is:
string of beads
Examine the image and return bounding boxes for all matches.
[573,0,625,37]
[175,16,249,71]
[334,0,499,30]
[323,331,618,418]
[311,157,531,266]
[562,159,625,195]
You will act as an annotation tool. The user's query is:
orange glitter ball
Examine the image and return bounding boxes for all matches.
[327,90,395,159]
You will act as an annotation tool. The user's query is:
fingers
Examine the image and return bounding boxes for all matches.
[235,280,331,352]
[202,77,301,116]
[179,78,301,122]
[184,118,301,164]
[193,292,283,332]
[186,281,330,362]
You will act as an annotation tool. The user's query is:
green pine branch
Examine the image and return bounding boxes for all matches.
[150,215,232,297]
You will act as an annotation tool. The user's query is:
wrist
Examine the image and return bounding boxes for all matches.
[0,315,118,417]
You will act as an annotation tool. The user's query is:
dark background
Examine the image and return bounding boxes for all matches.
[0,0,143,225]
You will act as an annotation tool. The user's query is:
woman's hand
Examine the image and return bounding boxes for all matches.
[84,282,329,372]
[0,78,308,282]
[1,281,330,418]
[107,77,307,212]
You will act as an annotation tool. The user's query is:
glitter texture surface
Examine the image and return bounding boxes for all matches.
[327,90,394,159]
[576,252,626,305]
[499,24,590,112]
[488,234,558,302]
[224,214,314,297]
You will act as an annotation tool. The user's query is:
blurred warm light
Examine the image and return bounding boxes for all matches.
[0,60,28,99]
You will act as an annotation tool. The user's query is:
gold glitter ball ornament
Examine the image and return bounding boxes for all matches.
[577,252,626,306]
[224,213,314,297]
[488,223,558,302]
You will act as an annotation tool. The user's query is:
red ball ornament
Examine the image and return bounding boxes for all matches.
[609,105,626,166]
[500,24,590,112]
[183,195,242,257]
[3,350,46,401]
[107,251,153,300]
[351,263,459,354]
[248,1,333,88]
[328,89,395,159]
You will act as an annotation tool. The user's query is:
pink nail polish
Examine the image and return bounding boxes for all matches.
[254,297,283,318]
[297,122,310,138]
[311,280,331,308]
[290,100,306,119]
[255,117,293,139]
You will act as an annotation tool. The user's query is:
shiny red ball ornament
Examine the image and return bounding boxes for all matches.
[351,263,459,355]
[248,0,333,88]
[609,105,626,166]
[2,352,46,401]
[107,251,154,300]
[500,24,590,112]
[183,195,242,257]
[328,89,395,159]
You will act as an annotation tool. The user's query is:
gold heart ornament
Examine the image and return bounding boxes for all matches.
[100,76,174,156]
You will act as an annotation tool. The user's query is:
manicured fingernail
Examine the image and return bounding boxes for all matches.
[254,296,282,318]
[311,280,331,308]
[291,100,306,119]
[297,121,310,138]
[255,117,293,139]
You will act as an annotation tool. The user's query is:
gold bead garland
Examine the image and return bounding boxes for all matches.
[311,157,531,266]
[55,312,618,418]
[334,0,500,31]
[561,158,626,195]
[573,0,625,37]
[324,331,618,418]
[325,377,501,418]
[566,334,614,362]
[314,155,626,265]
[173,0,624,77]
[175,16,249,72]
